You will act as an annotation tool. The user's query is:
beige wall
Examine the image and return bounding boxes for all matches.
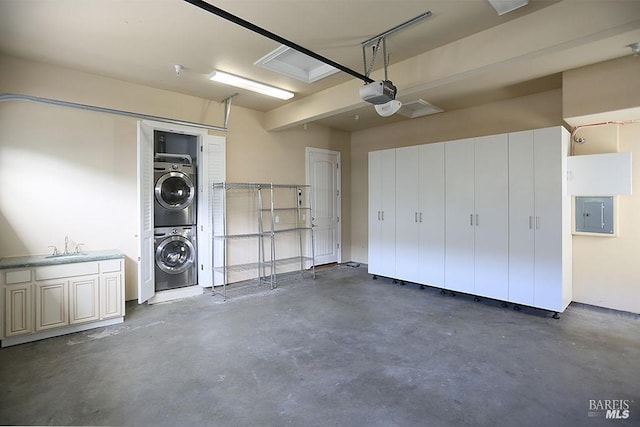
[349,89,564,263]
[0,55,350,300]
[563,55,640,122]
[563,56,640,313]
[570,123,640,313]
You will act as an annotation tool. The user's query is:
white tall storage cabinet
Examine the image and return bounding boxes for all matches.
[508,127,572,312]
[368,126,572,314]
[368,149,396,279]
[444,135,509,300]
[394,144,446,286]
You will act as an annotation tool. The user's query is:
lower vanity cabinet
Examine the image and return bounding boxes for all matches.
[0,252,125,347]
[36,279,69,330]
[69,275,100,325]
[100,260,124,320]
[5,281,32,337]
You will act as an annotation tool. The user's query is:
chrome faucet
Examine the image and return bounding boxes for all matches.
[48,245,59,256]
[64,236,70,255]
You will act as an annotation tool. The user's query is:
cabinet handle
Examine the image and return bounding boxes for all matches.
[476,214,479,226]
[415,212,418,223]
[419,212,423,223]
[381,211,384,221]
[601,203,605,229]
[529,216,533,229]
[470,214,474,226]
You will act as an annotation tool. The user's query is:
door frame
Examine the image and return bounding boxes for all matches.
[137,120,210,303]
[305,147,342,265]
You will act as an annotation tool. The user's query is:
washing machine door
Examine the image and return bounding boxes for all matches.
[155,235,196,274]
[155,171,195,210]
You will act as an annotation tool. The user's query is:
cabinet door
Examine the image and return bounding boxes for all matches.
[368,149,395,278]
[445,139,475,293]
[418,143,445,287]
[69,276,100,324]
[508,130,535,306]
[368,151,382,275]
[379,149,396,278]
[5,284,32,337]
[101,273,123,319]
[474,134,509,300]
[533,127,565,311]
[36,280,68,331]
[395,146,420,282]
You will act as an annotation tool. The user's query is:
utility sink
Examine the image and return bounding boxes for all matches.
[45,253,89,259]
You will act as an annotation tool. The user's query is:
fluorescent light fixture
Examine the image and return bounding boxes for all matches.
[487,0,528,15]
[208,70,294,100]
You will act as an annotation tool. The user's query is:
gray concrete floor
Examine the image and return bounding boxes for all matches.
[1,265,639,427]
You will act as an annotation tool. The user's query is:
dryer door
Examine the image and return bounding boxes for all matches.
[155,235,196,274]
[155,172,195,210]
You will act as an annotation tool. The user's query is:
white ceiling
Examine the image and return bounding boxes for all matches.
[1,0,638,131]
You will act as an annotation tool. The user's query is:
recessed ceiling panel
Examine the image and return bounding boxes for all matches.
[398,99,443,118]
[255,45,339,83]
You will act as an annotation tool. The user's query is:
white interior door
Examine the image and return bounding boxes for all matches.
[306,147,341,265]
[137,121,155,303]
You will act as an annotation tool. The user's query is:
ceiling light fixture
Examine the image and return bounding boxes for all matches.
[375,100,402,117]
[487,0,529,16]
[627,42,640,56]
[208,70,294,100]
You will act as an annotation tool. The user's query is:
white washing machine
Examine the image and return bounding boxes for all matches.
[154,226,197,291]
[154,156,196,227]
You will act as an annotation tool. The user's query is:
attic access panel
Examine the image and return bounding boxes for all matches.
[255,45,339,83]
[575,196,614,234]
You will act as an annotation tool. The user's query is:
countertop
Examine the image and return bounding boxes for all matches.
[0,249,125,270]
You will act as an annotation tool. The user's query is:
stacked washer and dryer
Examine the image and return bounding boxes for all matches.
[153,131,199,291]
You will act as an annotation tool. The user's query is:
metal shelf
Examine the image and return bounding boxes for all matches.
[213,262,263,274]
[270,227,313,234]
[260,207,311,212]
[213,233,262,240]
[212,182,315,300]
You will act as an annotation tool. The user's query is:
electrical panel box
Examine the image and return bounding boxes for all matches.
[575,196,614,234]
